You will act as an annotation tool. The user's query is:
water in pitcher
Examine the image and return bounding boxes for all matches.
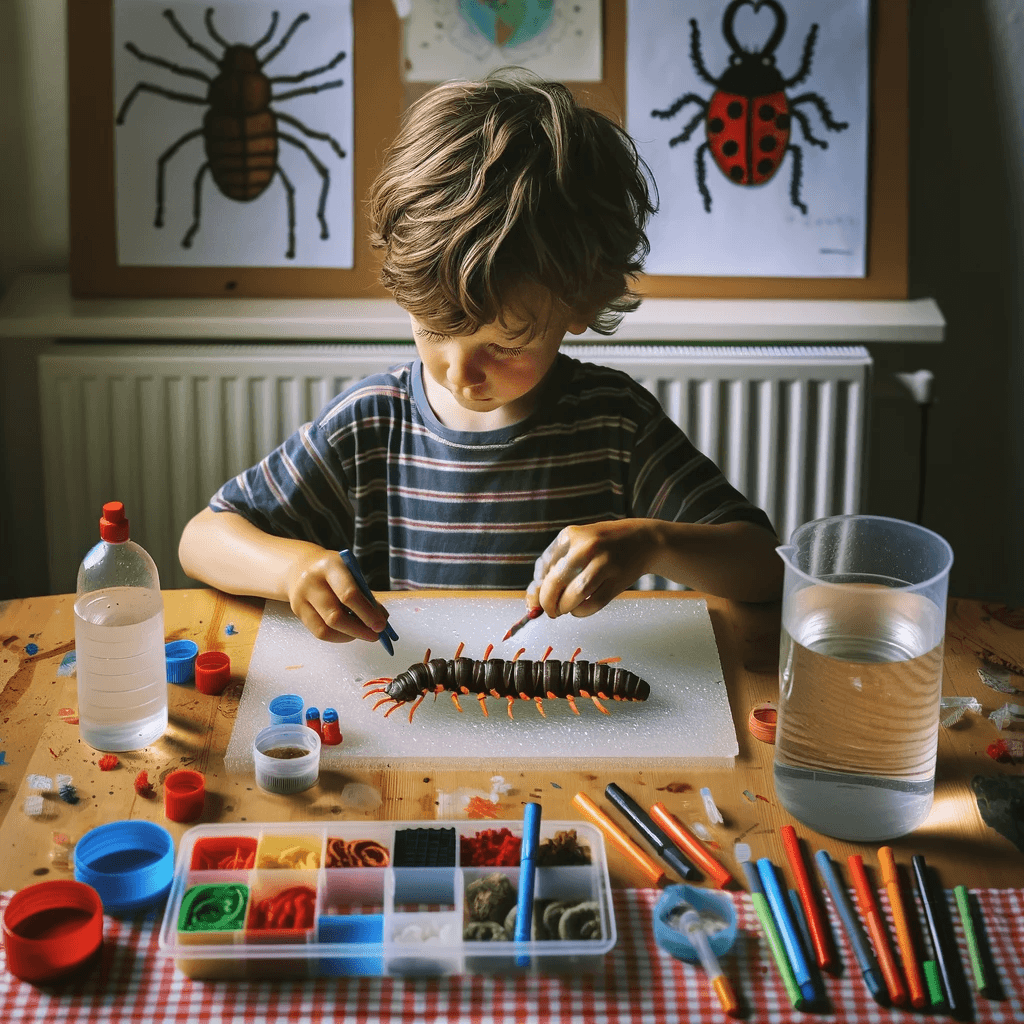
[774,582,945,841]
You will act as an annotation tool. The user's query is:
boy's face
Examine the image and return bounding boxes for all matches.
[409,286,588,430]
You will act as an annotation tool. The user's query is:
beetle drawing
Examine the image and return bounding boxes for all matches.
[650,0,848,214]
[116,7,347,259]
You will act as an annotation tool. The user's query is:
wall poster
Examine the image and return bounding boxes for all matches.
[403,0,602,82]
[113,0,355,269]
[627,0,871,279]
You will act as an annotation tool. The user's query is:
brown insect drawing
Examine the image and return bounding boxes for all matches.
[116,6,347,259]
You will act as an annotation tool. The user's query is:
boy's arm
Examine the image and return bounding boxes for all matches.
[528,518,783,618]
[178,507,389,643]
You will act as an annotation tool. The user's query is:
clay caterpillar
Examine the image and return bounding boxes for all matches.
[362,643,651,722]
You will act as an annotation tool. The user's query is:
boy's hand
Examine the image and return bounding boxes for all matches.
[528,521,657,618]
[284,549,391,643]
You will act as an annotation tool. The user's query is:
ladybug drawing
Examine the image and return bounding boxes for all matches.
[116,7,347,259]
[651,0,848,214]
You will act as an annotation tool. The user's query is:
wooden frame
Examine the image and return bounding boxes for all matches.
[69,0,907,300]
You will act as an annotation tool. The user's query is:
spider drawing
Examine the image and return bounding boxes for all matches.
[116,7,347,259]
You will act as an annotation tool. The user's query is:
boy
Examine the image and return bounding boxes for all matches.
[178,70,782,644]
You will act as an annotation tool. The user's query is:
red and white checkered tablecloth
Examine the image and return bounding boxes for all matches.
[1,887,1021,1023]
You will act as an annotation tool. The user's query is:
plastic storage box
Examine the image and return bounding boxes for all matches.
[157,819,616,978]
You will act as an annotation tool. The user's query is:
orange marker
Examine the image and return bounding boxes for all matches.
[878,846,928,1009]
[572,792,666,886]
[848,854,908,1007]
[649,802,735,888]
[780,824,834,969]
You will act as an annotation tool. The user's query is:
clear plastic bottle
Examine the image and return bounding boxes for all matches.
[74,501,168,751]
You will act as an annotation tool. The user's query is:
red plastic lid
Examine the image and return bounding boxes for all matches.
[195,651,231,695]
[164,769,206,823]
[748,702,778,744]
[99,501,129,542]
[2,879,104,983]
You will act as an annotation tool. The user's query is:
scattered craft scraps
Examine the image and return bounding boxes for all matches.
[57,707,79,724]
[98,754,119,771]
[134,770,156,798]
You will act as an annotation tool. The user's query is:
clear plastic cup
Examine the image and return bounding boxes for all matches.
[774,515,953,841]
[253,723,321,795]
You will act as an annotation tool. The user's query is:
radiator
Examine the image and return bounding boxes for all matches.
[38,342,871,593]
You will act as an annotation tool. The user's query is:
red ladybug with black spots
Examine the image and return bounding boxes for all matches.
[651,0,848,214]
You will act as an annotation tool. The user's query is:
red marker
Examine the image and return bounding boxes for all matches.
[848,854,908,1007]
[780,824,834,970]
[503,605,543,642]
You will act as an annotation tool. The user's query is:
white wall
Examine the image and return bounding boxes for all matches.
[1,0,1022,603]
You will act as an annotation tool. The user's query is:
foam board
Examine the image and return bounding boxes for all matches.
[224,596,737,772]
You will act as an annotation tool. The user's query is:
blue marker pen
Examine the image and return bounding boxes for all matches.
[515,802,542,960]
[339,549,398,655]
[757,857,818,1004]
[814,850,887,1006]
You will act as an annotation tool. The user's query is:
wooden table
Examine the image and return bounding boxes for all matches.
[0,590,1020,893]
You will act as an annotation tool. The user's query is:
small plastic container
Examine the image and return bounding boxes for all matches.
[157,818,616,979]
[268,694,304,725]
[165,769,206,823]
[165,640,199,684]
[254,723,320,795]
[3,880,104,983]
[74,819,175,916]
[195,651,231,695]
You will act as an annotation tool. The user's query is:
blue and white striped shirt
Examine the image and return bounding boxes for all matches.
[211,355,774,590]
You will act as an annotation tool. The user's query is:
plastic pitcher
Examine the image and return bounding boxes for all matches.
[774,515,953,841]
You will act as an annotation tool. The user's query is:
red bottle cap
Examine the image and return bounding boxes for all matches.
[748,701,778,744]
[99,501,130,542]
[195,651,231,695]
[2,879,104,983]
[164,769,206,823]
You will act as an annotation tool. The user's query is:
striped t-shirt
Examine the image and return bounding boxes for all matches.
[211,354,774,590]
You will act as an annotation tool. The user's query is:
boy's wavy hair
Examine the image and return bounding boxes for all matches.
[367,69,658,336]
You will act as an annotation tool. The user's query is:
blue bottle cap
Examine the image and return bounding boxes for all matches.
[305,706,321,721]
[165,639,199,684]
[323,708,339,723]
[268,693,304,725]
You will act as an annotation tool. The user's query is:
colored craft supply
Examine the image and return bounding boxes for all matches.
[953,884,988,994]
[339,549,398,655]
[780,824,834,970]
[847,854,908,1007]
[649,803,734,888]
[178,883,249,932]
[814,850,887,1005]
[911,854,959,1012]
[878,846,928,1008]
[502,604,543,642]
[195,651,231,695]
[268,693,304,725]
[605,784,698,881]
[2,880,104,983]
[322,708,343,745]
[164,769,206,823]
[572,791,666,886]
[678,904,740,1017]
[699,786,724,824]
[514,802,542,961]
[756,857,817,1004]
[305,706,323,738]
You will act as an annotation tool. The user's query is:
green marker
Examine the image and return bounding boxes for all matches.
[740,860,805,1010]
[954,885,988,994]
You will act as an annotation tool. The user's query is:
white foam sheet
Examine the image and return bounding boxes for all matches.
[224,596,738,772]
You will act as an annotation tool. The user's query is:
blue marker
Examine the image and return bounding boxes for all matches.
[757,857,818,1004]
[814,850,887,1006]
[339,549,398,655]
[515,802,542,962]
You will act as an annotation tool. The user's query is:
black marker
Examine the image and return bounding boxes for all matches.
[604,783,698,880]
[911,854,958,1013]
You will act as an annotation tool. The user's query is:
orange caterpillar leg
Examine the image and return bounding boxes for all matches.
[407,694,426,723]
[383,700,408,718]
